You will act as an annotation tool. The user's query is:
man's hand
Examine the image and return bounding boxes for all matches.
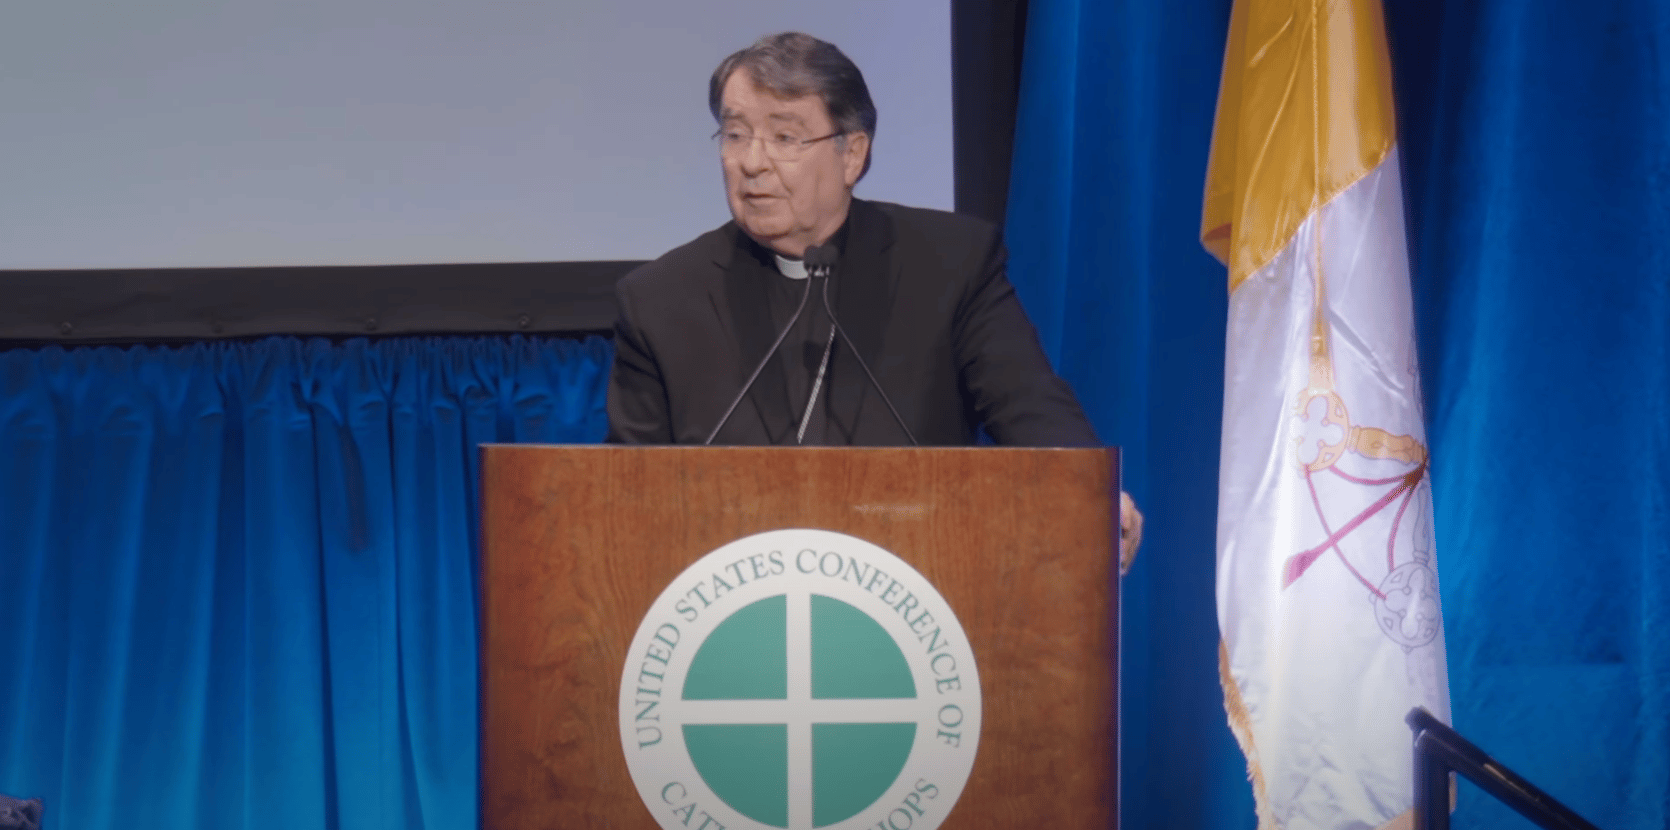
[1119,490,1143,575]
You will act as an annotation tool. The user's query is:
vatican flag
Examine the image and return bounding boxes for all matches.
[1202,1,1451,828]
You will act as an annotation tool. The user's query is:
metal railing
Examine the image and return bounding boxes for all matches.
[1406,707,1603,830]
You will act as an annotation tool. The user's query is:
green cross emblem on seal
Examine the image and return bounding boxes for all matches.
[620,529,982,830]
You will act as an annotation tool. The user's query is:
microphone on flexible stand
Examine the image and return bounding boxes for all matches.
[803,245,919,446]
[793,245,837,444]
[703,260,817,445]
[804,244,836,279]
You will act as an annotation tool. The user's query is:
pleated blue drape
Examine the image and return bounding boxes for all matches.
[1401,2,1670,828]
[1005,2,1250,828]
[0,336,609,829]
[1006,1,1670,829]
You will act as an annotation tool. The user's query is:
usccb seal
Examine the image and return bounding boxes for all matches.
[619,529,982,830]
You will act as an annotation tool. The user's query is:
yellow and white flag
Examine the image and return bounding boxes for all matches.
[1202,1,1451,828]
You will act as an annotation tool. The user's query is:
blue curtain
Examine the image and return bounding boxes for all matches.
[1007,1,1670,830]
[0,336,609,829]
[1005,2,1249,828]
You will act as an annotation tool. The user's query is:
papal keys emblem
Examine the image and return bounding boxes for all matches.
[1281,276,1441,652]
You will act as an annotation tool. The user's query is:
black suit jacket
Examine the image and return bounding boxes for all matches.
[606,199,1098,447]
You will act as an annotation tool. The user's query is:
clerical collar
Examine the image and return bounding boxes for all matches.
[754,210,853,280]
[773,254,809,280]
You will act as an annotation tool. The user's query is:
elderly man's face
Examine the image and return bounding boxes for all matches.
[718,70,868,258]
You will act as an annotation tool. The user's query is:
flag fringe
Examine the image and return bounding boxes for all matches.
[1221,644,1438,830]
[1220,640,1279,829]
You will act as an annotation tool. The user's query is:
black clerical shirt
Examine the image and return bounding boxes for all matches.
[762,257,836,444]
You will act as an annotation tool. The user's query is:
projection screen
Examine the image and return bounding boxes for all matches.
[1,0,952,270]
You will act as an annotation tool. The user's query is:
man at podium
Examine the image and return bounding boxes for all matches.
[605,32,1141,561]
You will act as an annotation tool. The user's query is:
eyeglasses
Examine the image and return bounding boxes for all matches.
[714,127,844,162]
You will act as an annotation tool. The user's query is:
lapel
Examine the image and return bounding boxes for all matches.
[829,199,900,438]
[716,225,796,443]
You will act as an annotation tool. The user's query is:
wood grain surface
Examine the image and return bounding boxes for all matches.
[480,445,1118,829]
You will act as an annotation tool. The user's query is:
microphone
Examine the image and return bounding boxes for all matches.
[809,249,919,446]
[804,243,837,278]
[702,249,822,445]
[794,245,837,444]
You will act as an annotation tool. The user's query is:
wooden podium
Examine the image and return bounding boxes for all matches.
[480,445,1119,828]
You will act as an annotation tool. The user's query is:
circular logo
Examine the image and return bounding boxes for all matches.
[619,529,982,830]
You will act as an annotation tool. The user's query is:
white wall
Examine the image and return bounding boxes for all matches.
[0,0,951,268]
